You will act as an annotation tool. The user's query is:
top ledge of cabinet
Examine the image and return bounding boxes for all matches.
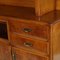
[0,4,60,24]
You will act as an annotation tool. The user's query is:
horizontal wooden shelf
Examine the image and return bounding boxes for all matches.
[0,4,60,24]
[0,4,36,20]
[0,0,35,7]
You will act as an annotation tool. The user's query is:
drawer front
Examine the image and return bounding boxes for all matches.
[12,47,49,60]
[10,32,49,54]
[9,20,49,39]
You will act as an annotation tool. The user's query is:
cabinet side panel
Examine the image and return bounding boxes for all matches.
[51,21,60,60]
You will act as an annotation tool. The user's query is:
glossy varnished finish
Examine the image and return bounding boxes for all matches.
[50,21,60,60]
[35,0,55,16]
[0,5,35,20]
[12,47,49,60]
[0,11,59,60]
[0,20,12,60]
[0,5,60,23]
[0,0,35,7]
[8,19,49,39]
[0,1,60,60]
[0,0,56,16]
[56,0,60,10]
[0,38,12,60]
[10,32,49,54]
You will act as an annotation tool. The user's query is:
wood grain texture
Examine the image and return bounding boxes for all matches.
[8,19,49,39]
[0,0,57,17]
[50,20,60,60]
[0,0,35,7]
[53,21,60,53]
[0,2,60,60]
[0,39,12,60]
[0,4,36,20]
[35,0,55,16]
[10,32,49,54]
[12,47,49,60]
[56,0,60,10]
[0,5,59,24]
[0,0,60,60]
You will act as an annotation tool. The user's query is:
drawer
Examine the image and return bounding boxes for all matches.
[10,32,49,54]
[9,20,49,39]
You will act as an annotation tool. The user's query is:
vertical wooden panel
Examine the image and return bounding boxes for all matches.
[35,0,40,16]
[51,21,60,60]
[0,40,12,60]
[35,0,55,16]
[56,0,60,10]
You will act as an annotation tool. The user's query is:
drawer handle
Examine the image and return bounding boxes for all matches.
[24,42,33,47]
[23,28,32,33]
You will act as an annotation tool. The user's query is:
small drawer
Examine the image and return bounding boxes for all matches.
[9,20,49,39]
[10,32,49,54]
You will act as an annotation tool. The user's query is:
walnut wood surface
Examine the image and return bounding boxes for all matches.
[0,0,35,7]
[8,19,49,39]
[56,0,60,10]
[0,0,60,60]
[50,21,60,60]
[35,0,55,16]
[12,47,49,60]
[0,0,55,16]
[10,32,49,54]
[0,5,60,24]
[0,39,12,60]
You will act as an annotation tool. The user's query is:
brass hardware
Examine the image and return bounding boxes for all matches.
[24,42,33,47]
[23,28,32,32]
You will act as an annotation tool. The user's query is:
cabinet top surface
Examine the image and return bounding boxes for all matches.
[0,5,60,24]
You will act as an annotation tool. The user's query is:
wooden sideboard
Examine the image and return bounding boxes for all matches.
[0,0,60,60]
